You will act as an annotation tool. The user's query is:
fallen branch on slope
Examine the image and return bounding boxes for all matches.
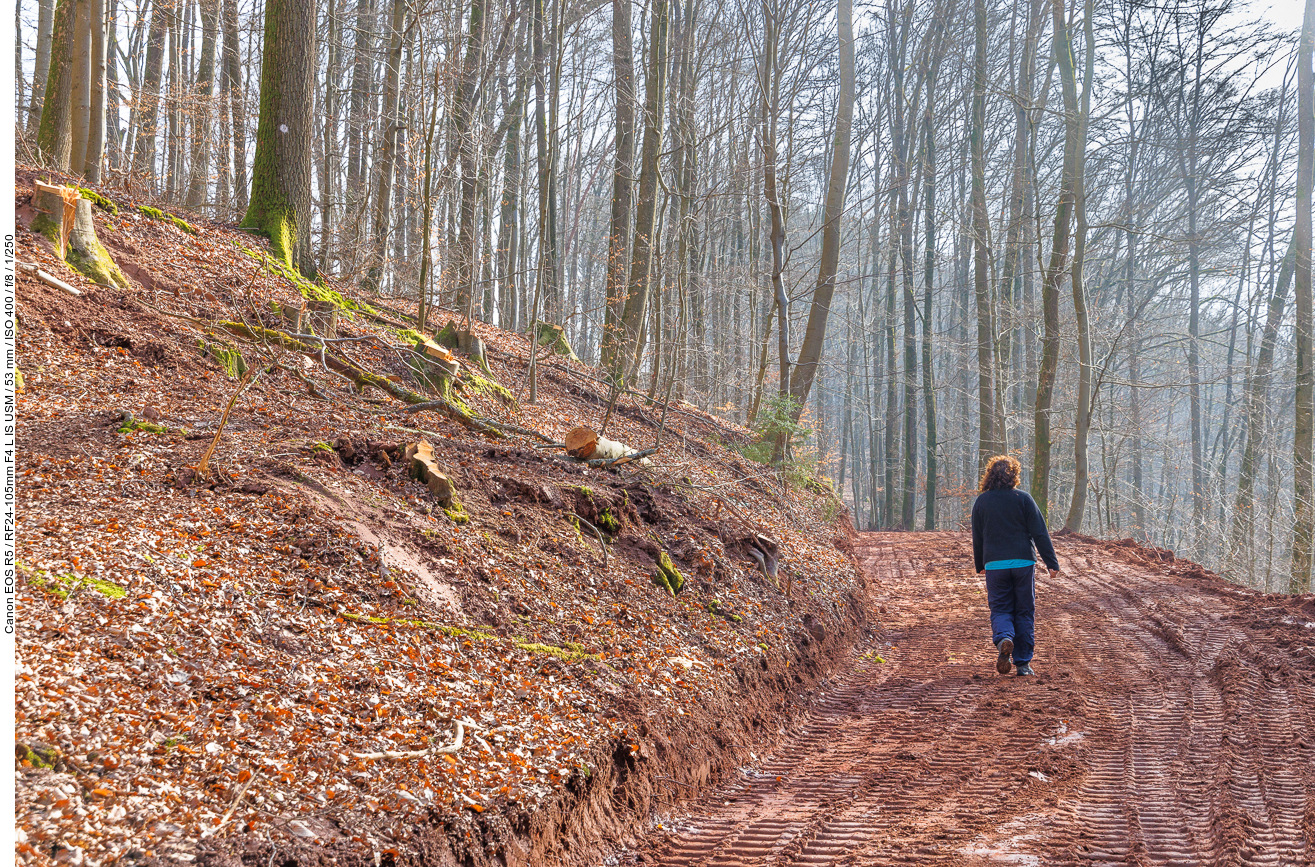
[19,261,82,296]
[353,721,466,761]
[214,321,508,439]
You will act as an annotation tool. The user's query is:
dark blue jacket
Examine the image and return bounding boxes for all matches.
[971,487,1059,573]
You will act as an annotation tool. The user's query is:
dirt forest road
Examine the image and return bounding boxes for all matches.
[616,532,1315,866]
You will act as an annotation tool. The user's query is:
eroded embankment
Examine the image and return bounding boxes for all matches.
[613,532,1315,867]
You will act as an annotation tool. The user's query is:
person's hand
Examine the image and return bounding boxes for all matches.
[1049,567,1062,580]
[976,569,984,575]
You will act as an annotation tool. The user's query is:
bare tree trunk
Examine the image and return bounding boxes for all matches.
[788,0,854,421]
[184,0,219,208]
[240,0,317,277]
[28,0,56,136]
[1063,0,1094,532]
[1032,0,1079,519]
[1291,0,1314,594]
[922,20,946,530]
[361,0,405,293]
[69,0,92,172]
[83,0,107,181]
[221,0,246,209]
[452,0,488,318]
[497,30,528,330]
[131,0,169,187]
[531,0,561,323]
[600,0,635,375]
[617,0,669,381]
[971,0,997,471]
[37,0,77,170]
[318,0,341,271]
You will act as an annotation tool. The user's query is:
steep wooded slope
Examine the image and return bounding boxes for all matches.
[13,168,866,867]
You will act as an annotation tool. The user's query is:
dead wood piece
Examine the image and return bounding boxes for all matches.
[18,262,81,296]
[565,425,600,458]
[420,339,456,364]
[353,722,465,762]
[197,366,257,481]
[572,514,609,568]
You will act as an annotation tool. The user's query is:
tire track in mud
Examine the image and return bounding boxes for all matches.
[615,533,1315,867]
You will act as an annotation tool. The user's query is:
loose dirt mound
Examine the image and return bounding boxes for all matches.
[13,169,866,867]
[618,532,1315,865]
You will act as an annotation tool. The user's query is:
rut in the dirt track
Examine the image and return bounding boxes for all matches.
[618,532,1315,867]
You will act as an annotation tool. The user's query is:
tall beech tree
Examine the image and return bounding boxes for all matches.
[240,0,316,276]
[1292,0,1314,594]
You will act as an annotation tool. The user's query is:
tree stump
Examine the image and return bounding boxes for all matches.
[306,299,338,338]
[31,181,129,288]
[535,320,581,363]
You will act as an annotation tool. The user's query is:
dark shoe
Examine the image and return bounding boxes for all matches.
[996,639,1014,674]
[1015,663,1035,676]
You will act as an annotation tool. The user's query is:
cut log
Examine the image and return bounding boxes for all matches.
[410,339,461,397]
[420,339,456,364]
[565,426,599,458]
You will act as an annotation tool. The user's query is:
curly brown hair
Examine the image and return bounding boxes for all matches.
[979,455,1021,492]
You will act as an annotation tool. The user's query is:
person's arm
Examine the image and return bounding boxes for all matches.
[1024,493,1060,571]
[972,498,984,573]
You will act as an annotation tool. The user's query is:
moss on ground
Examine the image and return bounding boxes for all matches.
[117,417,168,435]
[444,497,470,525]
[16,744,60,769]
[66,241,130,289]
[462,373,515,406]
[137,205,197,235]
[515,641,600,663]
[26,566,127,600]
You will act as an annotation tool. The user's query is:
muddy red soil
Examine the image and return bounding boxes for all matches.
[616,532,1315,866]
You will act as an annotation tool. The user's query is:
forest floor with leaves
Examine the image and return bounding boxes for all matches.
[12,167,869,867]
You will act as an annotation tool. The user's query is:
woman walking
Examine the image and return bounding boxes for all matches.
[971,455,1061,676]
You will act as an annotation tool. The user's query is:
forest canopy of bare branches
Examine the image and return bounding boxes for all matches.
[15,0,1315,591]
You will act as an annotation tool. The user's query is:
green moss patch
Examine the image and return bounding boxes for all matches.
[707,598,743,623]
[117,417,168,435]
[137,205,197,235]
[462,373,515,407]
[515,641,600,663]
[340,611,496,640]
[444,498,470,525]
[28,567,127,600]
[16,744,60,769]
[78,187,119,215]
